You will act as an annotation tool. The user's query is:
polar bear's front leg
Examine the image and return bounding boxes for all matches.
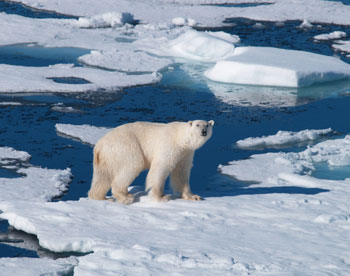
[170,152,202,201]
[146,164,171,202]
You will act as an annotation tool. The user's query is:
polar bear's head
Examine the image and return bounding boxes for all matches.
[187,120,214,149]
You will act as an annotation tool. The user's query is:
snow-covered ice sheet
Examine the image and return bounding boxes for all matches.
[0,64,161,93]
[56,123,110,145]
[0,257,77,276]
[314,31,347,41]
[205,47,350,87]
[236,128,333,149]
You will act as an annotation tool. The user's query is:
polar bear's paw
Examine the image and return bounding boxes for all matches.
[115,193,134,205]
[154,194,171,202]
[182,193,202,201]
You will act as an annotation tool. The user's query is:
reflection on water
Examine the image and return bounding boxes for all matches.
[0,44,90,67]
[207,77,350,107]
[173,62,350,108]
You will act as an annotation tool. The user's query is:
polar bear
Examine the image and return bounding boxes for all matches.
[88,120,214,204]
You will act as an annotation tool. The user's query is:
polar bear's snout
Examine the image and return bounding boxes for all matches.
[201,127,208,136]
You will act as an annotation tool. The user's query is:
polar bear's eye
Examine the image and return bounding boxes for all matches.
[196,124,199,127]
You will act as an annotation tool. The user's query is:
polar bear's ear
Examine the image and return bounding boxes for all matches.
[188,121,193,126]
[209,120,215,126]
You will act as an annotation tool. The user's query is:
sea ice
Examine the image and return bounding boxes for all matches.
[0,147,31,164]
[164,30,239,62]
[220,135,350,184]
[0,63,161,93]
[78,48,173,72]
[204,47,350,87]
[14,0,350,26]
[56,123,110,145]
[76,12,134,28]
[236,128,333,149]
[332,40,350,54]
[314,31,347,40]
[0,257,77,276]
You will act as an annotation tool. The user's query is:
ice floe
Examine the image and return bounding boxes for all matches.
[236,128,334,149]
[0,147,71,202]
[314,31,347,41]
[0,64,161,93]
[333,40,350,55]
[15,0,350,26]
[220,135,350,184]
[78,49,173,72]
[165,30,238,62]
[205,47,350,87]
[0,257,77,276]
[0,147,31,164]
[76,12,134,28]
[56,123,110,145]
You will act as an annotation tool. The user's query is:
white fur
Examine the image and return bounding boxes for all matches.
[88,120,214,204]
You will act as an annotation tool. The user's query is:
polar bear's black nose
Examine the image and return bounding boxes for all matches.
[201,129,207,136]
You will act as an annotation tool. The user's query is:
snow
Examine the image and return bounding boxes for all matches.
[204,47,350,87]
[0,257,77,276]
[314,31,347,41]
[78,49,173,72]
[76,12,134,28]
[0,63,161,93]
[172,17,197,27]
[236,128,333,149]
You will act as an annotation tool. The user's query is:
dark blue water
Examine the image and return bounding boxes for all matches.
[1,19,350,258]
[0,44,90,67]
[0,0,78,19]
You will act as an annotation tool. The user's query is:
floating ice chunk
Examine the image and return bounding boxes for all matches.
[0,166,72,202]
[166,30,237,62]
[0,147,31,164]
[56,123,111,145]
[299,19,313,28]
[78,49,173,72]
[204,47,350,87]
[314,31,347,41]
[236,128,333,149]
[221,135,350,185]
[0,64,161,93]
[172,17,197,27]
[332,40,350,54]
[76,12,134,28]
[0,257,77,276]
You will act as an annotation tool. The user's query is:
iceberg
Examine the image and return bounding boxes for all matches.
[204,47,350,87]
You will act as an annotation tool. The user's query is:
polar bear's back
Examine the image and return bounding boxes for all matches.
[94,121,188,167]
